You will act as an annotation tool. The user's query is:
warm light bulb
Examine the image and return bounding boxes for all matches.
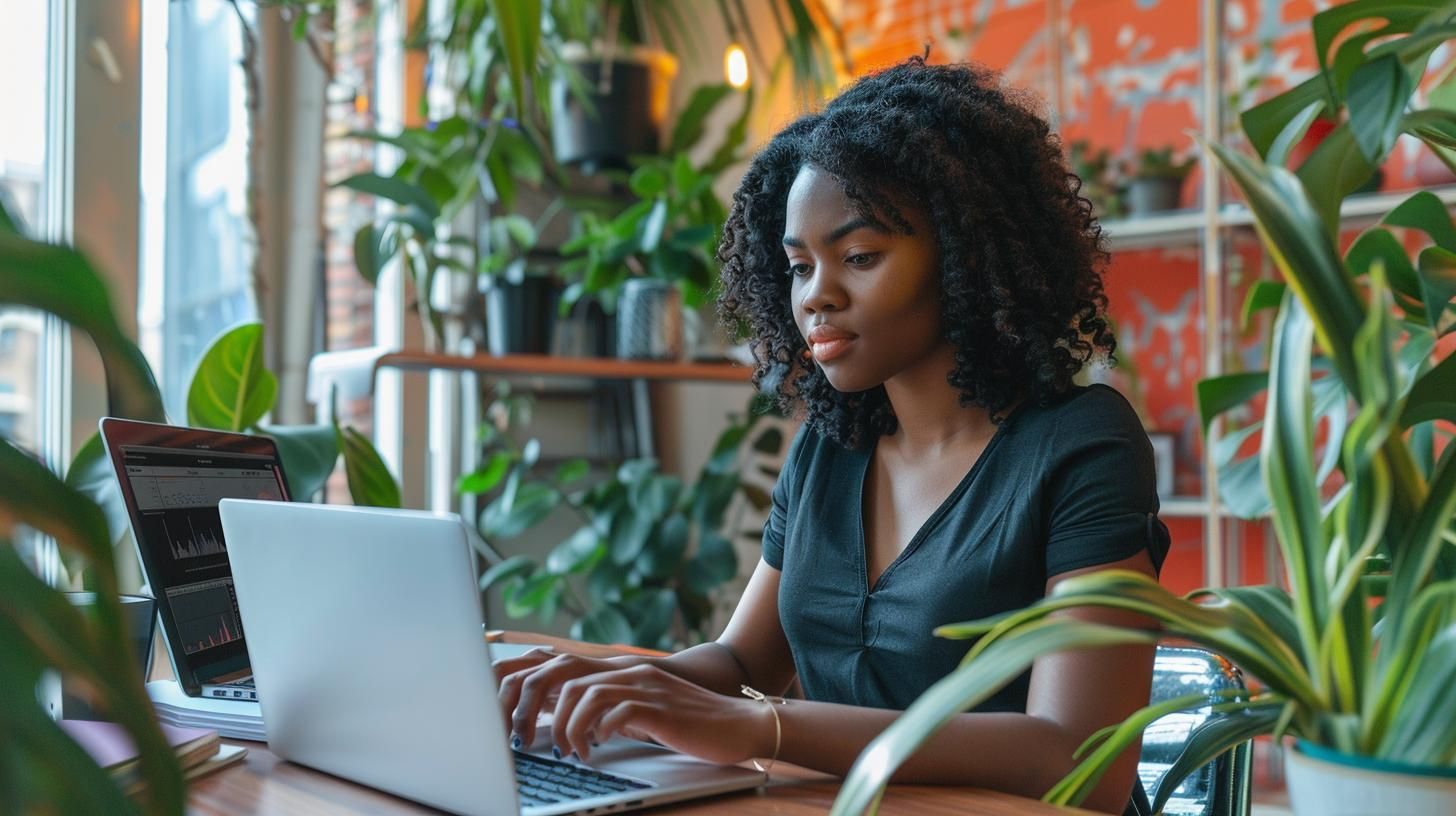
[725,43,749,89]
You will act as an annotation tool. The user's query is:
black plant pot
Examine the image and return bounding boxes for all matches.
[1127,176,1186,215]
[482,275,560,356]
[550,44,677,172]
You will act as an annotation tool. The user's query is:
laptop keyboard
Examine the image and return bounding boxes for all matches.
[513,750,653,807]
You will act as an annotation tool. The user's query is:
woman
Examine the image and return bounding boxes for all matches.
[497,56,1170,815]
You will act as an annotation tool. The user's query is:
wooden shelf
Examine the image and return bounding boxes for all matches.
[374,351,754,383]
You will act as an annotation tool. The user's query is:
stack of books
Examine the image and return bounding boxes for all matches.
[146,680,266,741]
[60,719,247,793]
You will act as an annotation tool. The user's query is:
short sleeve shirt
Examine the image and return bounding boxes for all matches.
[762,384,1171,713]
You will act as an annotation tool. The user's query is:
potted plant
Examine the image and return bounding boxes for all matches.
[1067,139,1126,220]
[831,4,1456,814]
[460,387,786,649]
[1125,146,1196,215]
[479,208,570,356]
[558,84,750,359]
[0,204,186,813]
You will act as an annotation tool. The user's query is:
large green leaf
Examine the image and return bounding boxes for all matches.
[333,172,441,220]
[260,424,338,502]
[1345,54,1413,164]
[1414,246,1456,334]
[546,526,604,575]
[1240,76,1326,158]
[1402,353,1456,426]
[1149,704,1282,815]
[187,323,278,432]
[334,423,401,508]
[1262,295,1327,670]
[1379,621,1456,764]
[572,604,633,646]
[1196,371,1269,432]
[0,233,165,423]
[65,433,132,549]
[1345,227,1429,322]
[829,619,1156,816]
[669,84,735,155]
[1295,123,1375,238]
[486,0,540,116]
[684,530,737,594]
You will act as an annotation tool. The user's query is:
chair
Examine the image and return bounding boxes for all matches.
[1136,645,1254,816]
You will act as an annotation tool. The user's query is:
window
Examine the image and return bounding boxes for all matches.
[139,0,258,419]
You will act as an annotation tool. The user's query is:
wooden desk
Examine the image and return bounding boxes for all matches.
[186,740,1090,815]
[180,632,1092,814]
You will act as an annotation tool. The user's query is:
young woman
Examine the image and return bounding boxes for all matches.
[496,57,1170,815]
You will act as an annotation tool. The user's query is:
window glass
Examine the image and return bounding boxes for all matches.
[140,0,258,419]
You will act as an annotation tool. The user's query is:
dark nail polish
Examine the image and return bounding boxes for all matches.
[510,735,522,750]
[590,740,599,748]
[551,745,562,760]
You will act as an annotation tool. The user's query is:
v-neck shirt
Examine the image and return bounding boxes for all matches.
[762,384,1171,713]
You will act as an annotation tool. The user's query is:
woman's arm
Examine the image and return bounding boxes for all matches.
[546,550,1157,815]
[498,558,796,744]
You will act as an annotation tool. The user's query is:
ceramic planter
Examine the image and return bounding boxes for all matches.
[1127,176,1185,215]
[1285,740,1456,815]
[550,43,677,172]
[482,273,559,356]
[616,278,682,360]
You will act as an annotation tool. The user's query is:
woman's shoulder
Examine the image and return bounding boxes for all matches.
[1011,383,1144,436]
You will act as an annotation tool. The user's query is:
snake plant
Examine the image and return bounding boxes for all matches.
[832,2,1456,813]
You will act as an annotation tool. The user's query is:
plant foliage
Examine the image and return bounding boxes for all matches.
[832,3,1456,813]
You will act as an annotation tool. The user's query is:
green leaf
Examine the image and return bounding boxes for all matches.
[630,588,679,649]
[481,481,559,539]
[187,322,278,432]
[1402,353,1456,427]
[1381,622,1456,764]
[333,172,441,220]
[553,458,590,486]
[641,513,690,579]
[479,554,535,590]
[1345,227,1428,321]
[638,199,669,255]
[65,434,130,549]
[629,164,669,199]
[1149,705,1281,815]
[1382,189,1456,253]
[334,423,401,508]
[547,526,603,575]
[1240,76,1327,158]
[0,233,165,422]
[684,531,737,594]
[459,451,513,495]
[1295,123,1376,238]
[506,571,558,618]
[1403,108,1456,149]
[1196,371,1268,432]
[1345,54,1413,164]
[261,424,338,502]
[486,0,540,116]
[609,505,655,566]
[829,619,1156,816]
[572,604,633,645]
[1414,246,1456,334]
[354,224,382,285]
[1241,281,1287,332]
[669,84,735,155]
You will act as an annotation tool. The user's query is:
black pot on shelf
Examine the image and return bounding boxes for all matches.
[1127,176,1186,215]
[481,268,560,356]
[550,43,677,172]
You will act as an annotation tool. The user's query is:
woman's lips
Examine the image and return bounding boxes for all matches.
[806,325,857,363]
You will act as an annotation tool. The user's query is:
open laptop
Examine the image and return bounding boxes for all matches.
[99,417,292,702]
[217,498,765,816]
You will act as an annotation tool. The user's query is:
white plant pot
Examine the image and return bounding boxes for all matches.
[1285,740,1456,815]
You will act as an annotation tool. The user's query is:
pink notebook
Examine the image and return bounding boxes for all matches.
[60,719,217,771]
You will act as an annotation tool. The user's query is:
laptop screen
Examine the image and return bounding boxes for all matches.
[113,436,288,689]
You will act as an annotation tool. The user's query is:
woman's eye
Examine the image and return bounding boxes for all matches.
[787,263,812,278]
[846,252,878,267]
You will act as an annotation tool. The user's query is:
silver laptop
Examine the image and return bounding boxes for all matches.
[217,499,765,816]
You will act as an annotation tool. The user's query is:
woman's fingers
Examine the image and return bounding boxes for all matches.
[551,664,660,757]
[557,682,639,760]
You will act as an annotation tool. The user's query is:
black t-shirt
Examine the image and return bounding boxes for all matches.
[762,384,1171,713]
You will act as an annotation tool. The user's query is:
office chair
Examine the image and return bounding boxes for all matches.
[1136,645,1254,816]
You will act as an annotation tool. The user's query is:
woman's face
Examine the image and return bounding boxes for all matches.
[783,165,946,393]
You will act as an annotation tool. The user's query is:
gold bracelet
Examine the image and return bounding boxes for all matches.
[740,685,787,778]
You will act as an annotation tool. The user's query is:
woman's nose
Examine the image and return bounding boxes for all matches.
[799,269,847,314]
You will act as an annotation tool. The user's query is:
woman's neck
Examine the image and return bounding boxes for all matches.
[879,343,1000,456]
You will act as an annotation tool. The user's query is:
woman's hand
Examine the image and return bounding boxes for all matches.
[496,649,653,746]
[548,663,775,765]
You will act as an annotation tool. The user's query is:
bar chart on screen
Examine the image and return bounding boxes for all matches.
[167,578,246,654]
[161,513,229,559]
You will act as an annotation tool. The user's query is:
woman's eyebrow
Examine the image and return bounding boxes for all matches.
[782,216,890,248]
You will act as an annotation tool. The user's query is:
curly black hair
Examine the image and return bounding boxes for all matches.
[715,56,1117,450]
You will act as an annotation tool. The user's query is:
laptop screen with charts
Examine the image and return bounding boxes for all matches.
[217,499,765,816]
[99,418,291,699]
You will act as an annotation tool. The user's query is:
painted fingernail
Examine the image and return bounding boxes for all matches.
[551,745,562,760]
[510,735,522,750]
[590,740,600,747]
